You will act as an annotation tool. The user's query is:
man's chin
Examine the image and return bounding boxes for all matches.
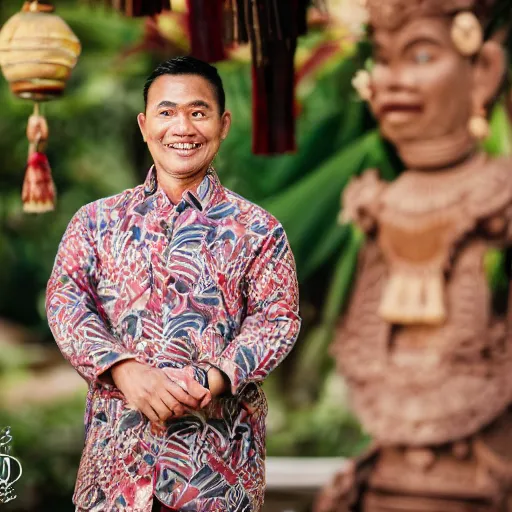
[159,160,209,178]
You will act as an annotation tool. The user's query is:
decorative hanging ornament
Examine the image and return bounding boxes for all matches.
[468,106,490,140]
[0,1,81,213]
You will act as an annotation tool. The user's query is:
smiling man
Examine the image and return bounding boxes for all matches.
[46,57,301,512]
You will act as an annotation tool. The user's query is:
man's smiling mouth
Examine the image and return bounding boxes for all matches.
[163,142,203,150]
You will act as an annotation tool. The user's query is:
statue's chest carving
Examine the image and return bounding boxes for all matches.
[379,212,457,268]
[377,177,477,326]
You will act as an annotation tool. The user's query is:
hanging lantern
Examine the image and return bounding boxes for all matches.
[0,1,81,213]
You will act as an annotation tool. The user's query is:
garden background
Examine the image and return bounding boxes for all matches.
[0,1,510,510]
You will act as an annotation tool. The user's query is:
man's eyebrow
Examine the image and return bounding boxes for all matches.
[155,100,212,109]
[156,100,177,109]
[187,100,212,109]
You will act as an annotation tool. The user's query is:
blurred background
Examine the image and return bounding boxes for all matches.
[0,0,510,510]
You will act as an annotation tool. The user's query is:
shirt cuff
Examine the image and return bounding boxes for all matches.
[208,357,246,396]
[94,352,139,387]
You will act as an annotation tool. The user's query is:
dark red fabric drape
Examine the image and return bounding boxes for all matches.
[245,0,309,154]
[116,0,170,17]
[186,0,226,63]
[251,39,297,154]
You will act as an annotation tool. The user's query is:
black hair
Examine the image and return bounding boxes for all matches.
[143,56,226,114]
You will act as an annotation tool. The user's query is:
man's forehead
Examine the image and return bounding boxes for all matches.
[147,74,216,104]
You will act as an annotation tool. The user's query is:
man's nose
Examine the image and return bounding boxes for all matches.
[172,113,195,136]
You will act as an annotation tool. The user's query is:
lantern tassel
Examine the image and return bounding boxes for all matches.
[22,150,56,213]
[23,104,56,213]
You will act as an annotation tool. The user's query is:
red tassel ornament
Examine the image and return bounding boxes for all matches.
[22,151,56,213]
[22,104,56,213]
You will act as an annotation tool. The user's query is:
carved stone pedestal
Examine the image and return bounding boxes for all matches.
[316,410,512,512]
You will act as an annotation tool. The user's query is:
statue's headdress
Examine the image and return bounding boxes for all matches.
[364,0,504,57]
[365,0,496,31]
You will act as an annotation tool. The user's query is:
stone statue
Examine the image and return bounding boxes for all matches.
[316,1,512,510]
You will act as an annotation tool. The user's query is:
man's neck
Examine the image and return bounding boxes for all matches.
[156,168,208,204]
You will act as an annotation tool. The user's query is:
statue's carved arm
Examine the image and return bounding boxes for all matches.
[339,169,386,234]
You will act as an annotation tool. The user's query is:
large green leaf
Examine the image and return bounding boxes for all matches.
[263,131,386,280]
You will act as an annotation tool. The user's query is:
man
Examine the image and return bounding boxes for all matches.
[46,56,300,512]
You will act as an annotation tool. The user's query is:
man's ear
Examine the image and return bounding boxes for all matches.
[137,112,147,142]
[472,40,506,110]
[220,111,232,141]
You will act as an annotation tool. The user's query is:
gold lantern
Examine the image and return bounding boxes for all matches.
[0,1,81,213]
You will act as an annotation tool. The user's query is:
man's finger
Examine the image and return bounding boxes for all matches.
[140,404,161,424]
[184,376,211,401]
[161,367,209,401]
[155,399,175,422]
[150,398,174,422]
[163,380,200,409]
[199,392,212,409]
[172,403,186,418]
[159,391,187,419]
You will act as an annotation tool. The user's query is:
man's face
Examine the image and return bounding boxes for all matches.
[138,74,231,180]
[369,17,473,145]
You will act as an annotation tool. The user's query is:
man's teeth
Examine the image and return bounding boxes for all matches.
[166,143,202,149]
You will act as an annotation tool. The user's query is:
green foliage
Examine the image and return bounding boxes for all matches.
[0,394,85,512]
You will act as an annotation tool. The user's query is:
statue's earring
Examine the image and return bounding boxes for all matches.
[451,12,483,56]
[352,70,372,101]
[468,106,490,141]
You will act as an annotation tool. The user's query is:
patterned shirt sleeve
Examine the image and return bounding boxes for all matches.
[210,225,301,394]
[46,207,137,384]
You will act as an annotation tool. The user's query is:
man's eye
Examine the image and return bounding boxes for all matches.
[192,111,206,118]
[159,110,171,117]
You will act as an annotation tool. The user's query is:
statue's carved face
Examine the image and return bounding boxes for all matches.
[369,17,473,145]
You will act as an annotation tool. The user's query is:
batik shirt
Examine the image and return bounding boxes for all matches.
[46,167,300,512]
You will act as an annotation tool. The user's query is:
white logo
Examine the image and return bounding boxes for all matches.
[0,427,22,503]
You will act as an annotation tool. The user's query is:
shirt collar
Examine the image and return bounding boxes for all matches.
[141,165,220,213]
